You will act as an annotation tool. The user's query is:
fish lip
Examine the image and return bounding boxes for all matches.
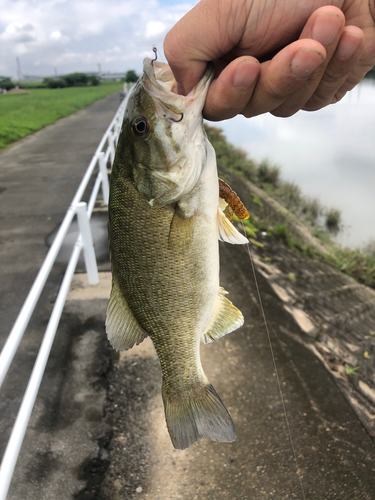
[142,57,214,112]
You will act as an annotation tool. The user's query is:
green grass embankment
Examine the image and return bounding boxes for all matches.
[0,82,122,149]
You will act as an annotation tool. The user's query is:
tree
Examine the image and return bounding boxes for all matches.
[46,78,67,88]
[0,76,15,91]
[63,72,89,86]
[124,70,138,83]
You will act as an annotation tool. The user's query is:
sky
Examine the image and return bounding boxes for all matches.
[0,0,196,78]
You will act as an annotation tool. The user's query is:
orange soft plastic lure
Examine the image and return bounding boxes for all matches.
[219,179,250,220]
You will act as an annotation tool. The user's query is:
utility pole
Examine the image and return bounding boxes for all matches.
[97,63,102,76]
[16,57,23,82]
[54,67,58,77]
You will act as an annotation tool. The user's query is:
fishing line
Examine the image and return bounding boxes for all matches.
[241,221,306,500]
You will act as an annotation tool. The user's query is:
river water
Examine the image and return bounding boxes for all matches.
[218,79,375,249]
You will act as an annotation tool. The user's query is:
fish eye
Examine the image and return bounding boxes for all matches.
[132,117,149,137]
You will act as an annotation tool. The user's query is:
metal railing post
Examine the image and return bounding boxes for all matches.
[98,152,109,205]
[115,117,122,142]
[108,131,115,165]
[75,202,99,285]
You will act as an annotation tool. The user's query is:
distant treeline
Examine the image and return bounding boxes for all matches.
[43,73,100,88]
[0,69,139,91]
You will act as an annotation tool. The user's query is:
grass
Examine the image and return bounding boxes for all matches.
[0,81,122,149]
[323,248,375,288]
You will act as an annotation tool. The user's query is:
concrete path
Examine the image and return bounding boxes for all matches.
[1,92,375,500]
[0,92,121,499]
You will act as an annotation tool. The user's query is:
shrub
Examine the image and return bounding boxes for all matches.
[257,159,281,187]
[91,76,100,86]
[64,72,89,86]
[280,181,301,209]
[0,76,15,91]
[124,70,139,83]
[46,78,67,88]
[312,226,333,245]
[362,239,375,258]
[301,197,321,225]
[325,208,341,234]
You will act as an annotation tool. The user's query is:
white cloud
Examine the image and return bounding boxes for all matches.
[0,22,37,43]
[49,30,70,43]
[0,0,196,78]
[146,21,166,38]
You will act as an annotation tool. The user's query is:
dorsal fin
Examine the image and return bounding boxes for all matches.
[106,274,148,350]
[202,288,244,344]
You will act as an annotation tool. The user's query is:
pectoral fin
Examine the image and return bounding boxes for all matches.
[202,288,244,344]
[106,274,148,350]
[217,207,248,245]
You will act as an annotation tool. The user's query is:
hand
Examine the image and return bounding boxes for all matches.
[164,0,375,120]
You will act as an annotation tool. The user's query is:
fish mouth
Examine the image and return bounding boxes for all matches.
[142,57,214,117]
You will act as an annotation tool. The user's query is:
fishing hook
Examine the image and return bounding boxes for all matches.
[169,113,183,123]
[151,45,158,67]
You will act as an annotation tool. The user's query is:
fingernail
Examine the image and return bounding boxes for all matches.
[291,48,324,79]
[336,31,363,60]
[312,13,342,45]
[232,59,259,89]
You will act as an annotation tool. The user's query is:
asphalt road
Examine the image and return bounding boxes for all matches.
[1,92,375,500]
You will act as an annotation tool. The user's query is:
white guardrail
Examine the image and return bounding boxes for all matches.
[0,92,129,500]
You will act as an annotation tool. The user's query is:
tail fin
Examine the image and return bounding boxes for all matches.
[162,383,236,450]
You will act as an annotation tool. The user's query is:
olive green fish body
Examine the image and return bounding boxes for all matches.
[109,160,218,386]
[107,58,248,449]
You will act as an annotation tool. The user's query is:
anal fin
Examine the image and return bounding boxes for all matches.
[106,274,148,350]
[202,288,244,344]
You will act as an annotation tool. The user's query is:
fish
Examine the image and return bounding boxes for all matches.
[106,56,249,450]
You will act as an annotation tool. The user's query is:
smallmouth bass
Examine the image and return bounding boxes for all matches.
[106,56,249,450]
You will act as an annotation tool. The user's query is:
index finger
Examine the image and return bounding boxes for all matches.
[163,1,244,94]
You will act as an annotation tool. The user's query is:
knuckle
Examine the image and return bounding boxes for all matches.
[271,106,298,118]
[302,99,327,111]
[264,79,291,102]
